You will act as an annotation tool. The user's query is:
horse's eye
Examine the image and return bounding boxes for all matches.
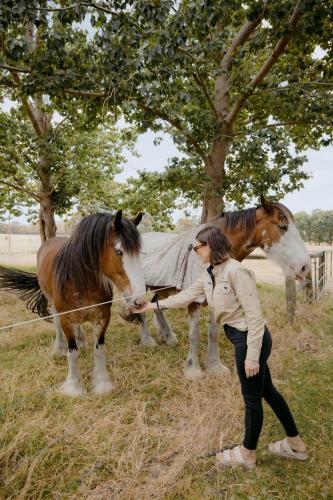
[278,224,288,231]
[115,249,123,256]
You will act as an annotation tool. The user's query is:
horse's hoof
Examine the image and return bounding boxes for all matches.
[92,377,113,395]
[206,362,230,377]
[58,379,85,397]
[164,332,178,347]
[184,365,203,381]
[140,336,158,348]
[160,330,178,346]
[51,343,67,357]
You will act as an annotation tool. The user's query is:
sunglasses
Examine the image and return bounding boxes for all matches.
[193,242,207,253]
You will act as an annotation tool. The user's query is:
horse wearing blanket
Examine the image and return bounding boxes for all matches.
[139,195,310,380]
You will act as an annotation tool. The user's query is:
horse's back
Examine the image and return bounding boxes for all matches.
[37,237,68,300]
[37,237,68,265]
[141,232,178,254]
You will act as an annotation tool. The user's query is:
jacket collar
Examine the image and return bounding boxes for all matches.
[206,259,229,275]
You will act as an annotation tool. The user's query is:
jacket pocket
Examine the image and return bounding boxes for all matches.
[214,280,231,295]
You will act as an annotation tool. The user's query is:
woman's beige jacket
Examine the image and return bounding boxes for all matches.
[158,257,267,363]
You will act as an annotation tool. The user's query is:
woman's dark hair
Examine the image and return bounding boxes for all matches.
[196,225,232,265]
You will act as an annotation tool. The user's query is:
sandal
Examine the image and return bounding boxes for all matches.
[268,437,308,461]
[216,445,256,469]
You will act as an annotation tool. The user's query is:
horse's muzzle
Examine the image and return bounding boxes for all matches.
[119,308,142,324]
[120,295,146,324]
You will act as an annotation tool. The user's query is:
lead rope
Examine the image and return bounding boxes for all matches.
[0,285,174,332]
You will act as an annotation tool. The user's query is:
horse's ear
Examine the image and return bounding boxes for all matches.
[260,194,273,214]
[114,210,122,230]
[133,213,143,226]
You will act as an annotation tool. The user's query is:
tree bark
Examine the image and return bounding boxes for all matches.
[38,143,56,243]
[8,15,57,243]
[39,196,57,242]
[201,124,232,223]
[200,0,303,224]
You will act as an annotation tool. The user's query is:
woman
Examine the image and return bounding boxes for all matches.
[133,225,308,468]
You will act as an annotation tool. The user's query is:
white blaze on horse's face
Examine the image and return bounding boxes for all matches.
[115,240,146,307]
[262,219,310,280]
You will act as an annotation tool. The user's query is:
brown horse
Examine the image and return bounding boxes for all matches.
[139,195,310,380]
[0,211,146,396]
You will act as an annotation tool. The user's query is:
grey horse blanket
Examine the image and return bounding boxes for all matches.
[141,225,208,299]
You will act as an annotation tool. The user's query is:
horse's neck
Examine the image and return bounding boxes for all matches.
[231,238,256,261]
[222,223,259,262]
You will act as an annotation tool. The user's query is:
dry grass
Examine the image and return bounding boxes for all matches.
[0,284,332,499]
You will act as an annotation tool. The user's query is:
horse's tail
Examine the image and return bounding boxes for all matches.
[0,265,51,319]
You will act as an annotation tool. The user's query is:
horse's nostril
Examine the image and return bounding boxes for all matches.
[133,298,145,308]
[300,263,310,275]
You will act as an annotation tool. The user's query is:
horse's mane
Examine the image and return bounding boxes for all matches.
[55,213,141,294]
[222,207,258,232]
[217,202,293,232]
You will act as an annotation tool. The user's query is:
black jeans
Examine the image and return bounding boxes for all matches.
[224,324,299,450]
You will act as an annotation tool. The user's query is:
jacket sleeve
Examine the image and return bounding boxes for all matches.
[157,273,206,309]
[229,266,266,363]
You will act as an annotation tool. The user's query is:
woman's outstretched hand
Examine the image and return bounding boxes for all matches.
[245,359,260,378]
[130,301,156,314]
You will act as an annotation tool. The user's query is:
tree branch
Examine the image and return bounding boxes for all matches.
[233,119,330,137]
[226,0,305,126]
[33,2,80,11]
[80,1,118,15]
[0,179,40,202]
[11,71,43,136]
[177,47,219,119]
[220,2,268,73]
[81,1,142,29]
[137,102,207,159]
[53,114,71,132]
[263,120,310,128]
[64,88,207,158]
[31,1,117,14]
[0,63,30,73]
[215,0,268,120]
[10,71,44,136]
[251,81,333,96]
[64,88,108,97]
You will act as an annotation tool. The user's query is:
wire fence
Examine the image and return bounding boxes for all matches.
[246,249,333,321]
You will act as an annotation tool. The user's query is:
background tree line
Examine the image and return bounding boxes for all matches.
[1,210,332,245]
[294,210,333,244]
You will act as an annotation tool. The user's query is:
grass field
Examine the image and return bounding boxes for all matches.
[0,281,332,499]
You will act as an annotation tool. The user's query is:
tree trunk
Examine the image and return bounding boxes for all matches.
[14,17,56,243]
[32,90,56,243]
[39,198,57,243]
[38,142,56,243]
[201,125,232,223]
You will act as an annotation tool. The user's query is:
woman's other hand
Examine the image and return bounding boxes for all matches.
[130,301,156,314]
[245,359,260,378]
